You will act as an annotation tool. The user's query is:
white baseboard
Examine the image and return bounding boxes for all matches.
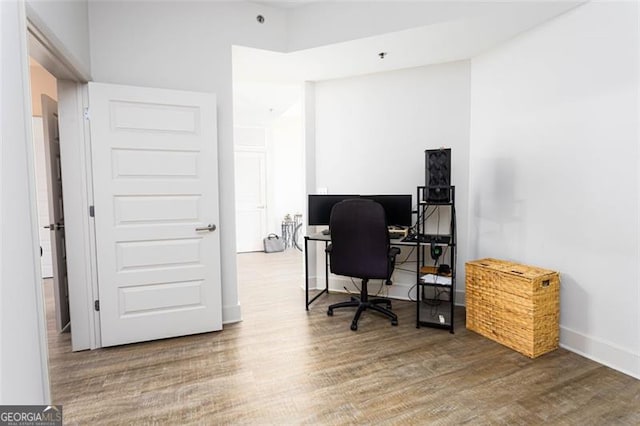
[303,276,321,291]
[560,326,640,379]
[222,303,242,325]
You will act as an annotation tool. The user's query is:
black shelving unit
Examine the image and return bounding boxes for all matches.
[415,185,456,333]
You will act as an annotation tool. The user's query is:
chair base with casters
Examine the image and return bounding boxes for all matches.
[327,278,398,331]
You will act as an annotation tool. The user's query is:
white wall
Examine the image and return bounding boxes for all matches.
[88,1,287,322]
[26,0,91,78]
[469,2,639,378]
[314,61,471,299]
[1,0,50,403]
[303,82,318,283]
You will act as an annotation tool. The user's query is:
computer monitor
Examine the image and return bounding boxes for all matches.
[307,194,413,227]
[362,195,413,227]
[308,195,358,226]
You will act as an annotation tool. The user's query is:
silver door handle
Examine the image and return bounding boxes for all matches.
[44,223,64,230]
[195,224,216,232]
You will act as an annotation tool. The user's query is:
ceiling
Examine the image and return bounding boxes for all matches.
[235,1,582,83]
[234,1,583,126]
[252,0,319,9]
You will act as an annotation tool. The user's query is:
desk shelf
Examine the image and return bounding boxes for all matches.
[415,185,456,333]
[418,298,453,329]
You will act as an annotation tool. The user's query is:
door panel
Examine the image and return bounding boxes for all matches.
[42,95,70,332]
[235,151,267,252]
[88,83,222,347]
[114,195,201,224]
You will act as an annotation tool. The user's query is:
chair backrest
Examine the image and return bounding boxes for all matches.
[328,199,390,280]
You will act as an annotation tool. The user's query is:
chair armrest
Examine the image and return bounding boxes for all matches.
[386,246,402,284]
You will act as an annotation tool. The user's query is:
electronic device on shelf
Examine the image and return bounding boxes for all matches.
[425,148,451,203]
[388,226,409,239]
[402,233,451,244]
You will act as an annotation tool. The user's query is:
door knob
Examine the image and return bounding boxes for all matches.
[195,224,216,232]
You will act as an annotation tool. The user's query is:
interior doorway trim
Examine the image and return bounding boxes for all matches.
[25,4,90,82]
[25,9,99,352]
[56,81,100,351]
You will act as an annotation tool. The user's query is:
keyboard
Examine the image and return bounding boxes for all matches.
[402,234,451,244]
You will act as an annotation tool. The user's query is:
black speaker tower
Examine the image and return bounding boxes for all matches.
[425,148,451,203]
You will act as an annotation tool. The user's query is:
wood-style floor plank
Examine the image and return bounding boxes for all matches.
[44,250,640,424]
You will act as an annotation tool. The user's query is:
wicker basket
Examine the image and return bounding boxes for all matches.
[466,258,560,358]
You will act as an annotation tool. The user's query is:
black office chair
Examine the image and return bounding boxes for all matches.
[326,199,401,330]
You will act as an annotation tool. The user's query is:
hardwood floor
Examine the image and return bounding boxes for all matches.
[45,251,639,424]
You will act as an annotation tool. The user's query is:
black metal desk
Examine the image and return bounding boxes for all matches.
[304,232,417,310]
[304,232,331,310]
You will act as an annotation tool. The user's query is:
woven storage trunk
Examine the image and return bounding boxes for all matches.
[466,258,559,358]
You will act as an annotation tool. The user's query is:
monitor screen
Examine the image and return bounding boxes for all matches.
[308,195,358,226]
[362,195,413,227]
[307,194,413,227]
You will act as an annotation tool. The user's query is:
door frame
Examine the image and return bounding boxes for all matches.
[26,4,100,357]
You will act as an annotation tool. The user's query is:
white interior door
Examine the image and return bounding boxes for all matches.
[235,150,267,252]
[42,95,70,332]
[88,82,222,347]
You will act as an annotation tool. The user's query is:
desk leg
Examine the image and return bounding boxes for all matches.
[416,242,421,329]
[305,237,309,310]
[324,241,329,292]
[305,237,330,309]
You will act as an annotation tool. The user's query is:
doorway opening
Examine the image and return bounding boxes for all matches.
[29,57,72,347]
[232,49,307,315]
[232,80,305,253]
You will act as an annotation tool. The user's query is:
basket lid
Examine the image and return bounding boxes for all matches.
[467,258,558,279]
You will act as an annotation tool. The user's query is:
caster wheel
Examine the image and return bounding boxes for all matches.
[350,322,358,331]
[327,309,333,316]
[391,320,398,326]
